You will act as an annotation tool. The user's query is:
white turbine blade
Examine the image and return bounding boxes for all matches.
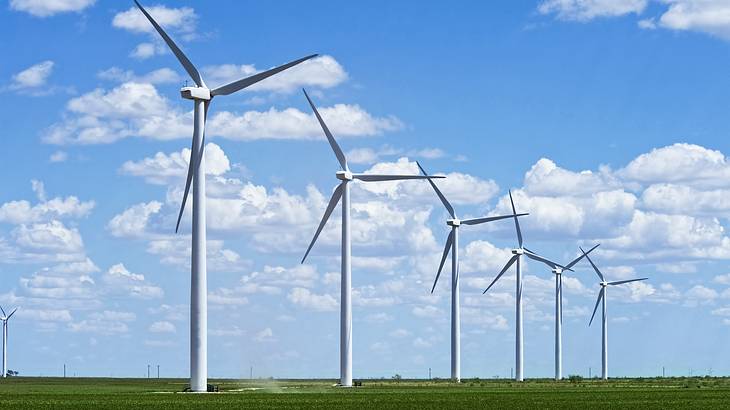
[524,250,564,271]
[462,213,528,226]
[508,190,523,247]
[175,101,210,233]
[0,305,5,317]
[211,54,318,96]
[134,1,205,88]
[565,243,600,270]
[608,278,648,286]
[302,89,348,171]
[353,174,444,182]
[431,230,454,294]
[580,246,604,281]
[301,183,344,263]
[483,254,518,294]
[416,161,454,219]
[589,288,604,327]
[6,308,17,319]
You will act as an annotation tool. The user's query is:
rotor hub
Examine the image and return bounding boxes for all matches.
[446,218,461,227]
[181,86,211,101]
[600,282,608,287]
[512,248,524,255]
[552,268,563,274]
[336,170,353,181]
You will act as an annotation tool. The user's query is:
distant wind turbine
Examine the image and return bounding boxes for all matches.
[483,191,571,381]
[582,246,648,380]
[0,306,18,378]
[417,161,525,382]
[531,244,600,380]
[133,0,317,391]
[300,90,443,387]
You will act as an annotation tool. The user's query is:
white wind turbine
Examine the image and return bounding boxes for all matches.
[582,246,648,380]
[416,161,526,382]
[300,90,443,387]
[483,191,572,381]
[133,1,317,392]
[0,306,18,378]
[529,244,599,381]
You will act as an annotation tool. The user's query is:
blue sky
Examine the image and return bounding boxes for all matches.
[2,0,730,379]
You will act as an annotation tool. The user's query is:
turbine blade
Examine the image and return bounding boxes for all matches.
[589,288,604,327]
[461,213,528,226]
[483,254,518,294]
[509,190,523,247]
[0,305,5,317]
[6,308,17,319]
[353,174,444,182]
[580,246,604,281]
[133,1,205,87]
[524,249,564,271]
[416,161,455,219]
[301,183,344,263]
[431,230,454,293]
[608,278,648,286]
[302,89,348,171]
[175,101,209,233]
[211,54,318,96]
[565,243,600,270]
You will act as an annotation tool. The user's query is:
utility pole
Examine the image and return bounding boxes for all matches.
[63,364,66,378]
[662,366,665,378]
[589,367,592,379]
[250,366,253,380]
[510,368,513,380]
[157,365,160,379]
[428,368,431,380]
[147,364,150,379]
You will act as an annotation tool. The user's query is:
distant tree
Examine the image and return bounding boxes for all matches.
[568,375,583,383]
[392,374,402,383]
[6,370,18,377]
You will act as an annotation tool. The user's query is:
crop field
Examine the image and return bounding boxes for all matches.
[1,377,730,409]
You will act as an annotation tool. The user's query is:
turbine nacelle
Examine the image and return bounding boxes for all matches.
[600,281,608,287]
[446,218,461,227]
[336,170,354,181]
[181,87,211,101]
[512,248,525,255]
[552,268,564,274]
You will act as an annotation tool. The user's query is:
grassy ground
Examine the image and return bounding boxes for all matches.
[1,377,729,409]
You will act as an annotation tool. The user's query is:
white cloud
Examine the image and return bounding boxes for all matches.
[203,55,347,93]
[107,201,162,238]
[113,5,198,59]
[49,151,68,163]
[657,0,730,40]
[16,308,72,322]
[149,321,176,333]
[98,67,182,85]
[254,327,276,343]
[13,220,84,255]
[287,287,337,311]
[10,61,54,90]
[10,0,94,17]
[43,82,402,145]
[538,0,648,21]
[412,305,442,318]
[68,310,135,335]
[120,143,230,185]
[685,285,718,306]
[102,263,163,299]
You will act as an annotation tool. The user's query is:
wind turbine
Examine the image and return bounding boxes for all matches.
[483,191,570,381]
[582,246,648,380]
[532,244,600,381]
[416,162,526,382]
[300,90,443,387]
[0,306,18,378]
[133,1,317,392]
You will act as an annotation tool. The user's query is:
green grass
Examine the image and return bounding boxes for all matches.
[1,377,730,409]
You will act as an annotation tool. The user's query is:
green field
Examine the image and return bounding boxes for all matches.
[1,377,730,409]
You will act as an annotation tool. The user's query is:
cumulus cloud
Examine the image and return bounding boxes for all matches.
[119,143,230,185]
[98,67,183,85]
[102,263,163,299]
[287,287,337,311]
[538,0,648,21]
[9,61,54,91]
[10,0,94,17]
[149,321,176,333]
[112,5,197,59]
[43,82,402,145]
[203,55,348,94]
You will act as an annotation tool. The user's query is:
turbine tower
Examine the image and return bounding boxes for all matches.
[483,191,567,381]
[301,90,442,387]
[417,162,525,382]
[530,244,599,380]
[0,306,18,378]
[582,246,648,380]
[133,1,317,392]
